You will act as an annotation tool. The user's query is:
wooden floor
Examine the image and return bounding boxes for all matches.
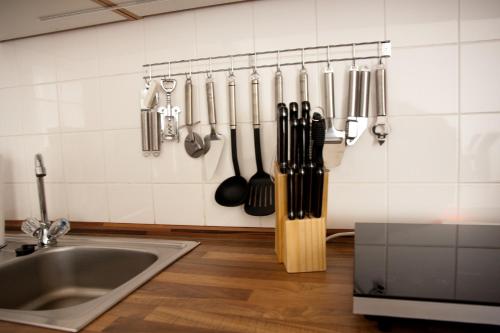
[1,235,498,333]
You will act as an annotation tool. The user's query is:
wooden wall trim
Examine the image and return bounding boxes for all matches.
[5,220,352,240]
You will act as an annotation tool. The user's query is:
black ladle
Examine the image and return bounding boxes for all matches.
[215,75,248,207]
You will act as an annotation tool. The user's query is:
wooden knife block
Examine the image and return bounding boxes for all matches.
[274,163,328,273]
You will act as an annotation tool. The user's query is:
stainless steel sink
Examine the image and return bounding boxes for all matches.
[0,234,199,332]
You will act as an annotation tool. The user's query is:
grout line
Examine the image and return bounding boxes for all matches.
[457,0,462,220]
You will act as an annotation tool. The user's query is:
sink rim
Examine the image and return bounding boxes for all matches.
[0,234,199,332]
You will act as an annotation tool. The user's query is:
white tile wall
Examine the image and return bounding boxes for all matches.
[1,0,499,229]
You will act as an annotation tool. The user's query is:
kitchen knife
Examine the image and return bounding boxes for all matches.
[302,101,313,217]
[288,102,299,220]
[296,113,306,220]
[311,113,326,218]
[277,103,288,174]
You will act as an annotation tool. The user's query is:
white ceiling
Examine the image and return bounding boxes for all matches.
[0,0,247,42]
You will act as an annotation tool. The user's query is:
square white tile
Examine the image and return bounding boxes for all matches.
[386,0,459,47]
[61,132,106,183]
[0,87,23,136]
[317,0,385,45]
[66,183,108,222]
[20,84,59,134]
[0,136,29,182]
[461,41,500,114]
[144,11,196,64]
[14,35,57,85]
[327,183,387,229]
[0,41,19,88]
[58,78,102,132]
[153,184,204,225]
[29,183,68,221]
[107,184,154,224]
[3,183,32,220]
[388,116,458,182]
[203,183,259,227]
[460,113,500,182]
[101,74,143,130]
[254,0,317,51]
[389,183,458,223]
[104,129,152,183]
[460,0,500,42]
[387,45,458,116]
[195,2,253,58]
[330,124,387,182]
[97,20,145,76]
[151,129,203,183]
[459,184,500,223]
[24,134,64,183]
[54,28,99,81]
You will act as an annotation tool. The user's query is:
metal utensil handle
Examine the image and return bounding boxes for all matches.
[206,80,216,125]
[299,68,309,102]
[347,66,359,118]
[251,78,260,127]
[228,77,236,128]
[149,110,161,153]
[141,110,151,152]
[376,65,387,116]
[324,71,335,120]
[358,67,371,118]
[185,78,193,126]
[275,70,283,105]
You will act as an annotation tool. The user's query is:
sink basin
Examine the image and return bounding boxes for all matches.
[0,234,198,332]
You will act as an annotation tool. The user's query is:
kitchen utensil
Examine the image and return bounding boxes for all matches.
[215,72,248,207]
[277,103,288,174]
[301,101,313,217]
[345,62,360,145]
[203,71,225,180]
[275,52,283,105]
[245,69,275,216]
[346,64,370,146]
[299,49,309,104]
[159,76,182,142]
[372,56,390,145]
[311,112,325,218]
[140,78,159,156]
[296,111,307,219]
[287,102,299,220]
[184,76,205,158]
[323,46,344,145]
[149,106,161,157]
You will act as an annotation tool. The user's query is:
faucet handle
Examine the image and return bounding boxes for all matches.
[21,218,41,237]
[49,218,71,240]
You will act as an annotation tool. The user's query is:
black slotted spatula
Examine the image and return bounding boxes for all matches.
[244,74,275,216]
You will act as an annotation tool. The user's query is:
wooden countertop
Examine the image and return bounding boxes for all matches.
[0,231,496,333]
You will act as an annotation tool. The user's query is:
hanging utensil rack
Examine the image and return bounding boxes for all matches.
[142,40,392,79]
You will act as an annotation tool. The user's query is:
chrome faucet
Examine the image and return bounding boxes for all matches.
[22,154,70,247]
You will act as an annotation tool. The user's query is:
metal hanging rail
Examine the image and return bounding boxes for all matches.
[142,40,391,79]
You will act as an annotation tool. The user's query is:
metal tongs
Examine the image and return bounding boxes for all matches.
[372,42,390,145]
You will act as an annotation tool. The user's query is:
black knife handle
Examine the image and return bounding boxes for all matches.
[289,118,298,171]
[302,101,311,163]
[311,168,324,218]
[311,113,326,168]
[296,167,305,219]
[287,167,295,220]
[277,103,288,174]
[304,162,314,217]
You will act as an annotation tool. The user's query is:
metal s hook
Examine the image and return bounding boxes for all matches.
[148,64,152,83]
[377,41,383,65]
[326,45,331,69]
[276,50,281,73]
[207,57,212,78]
[351,43,356,66]
[301,48,305,69]
[167,61,172,78]
[230,55,235,76]
[252,52,258,74]
[188,60,192,79]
